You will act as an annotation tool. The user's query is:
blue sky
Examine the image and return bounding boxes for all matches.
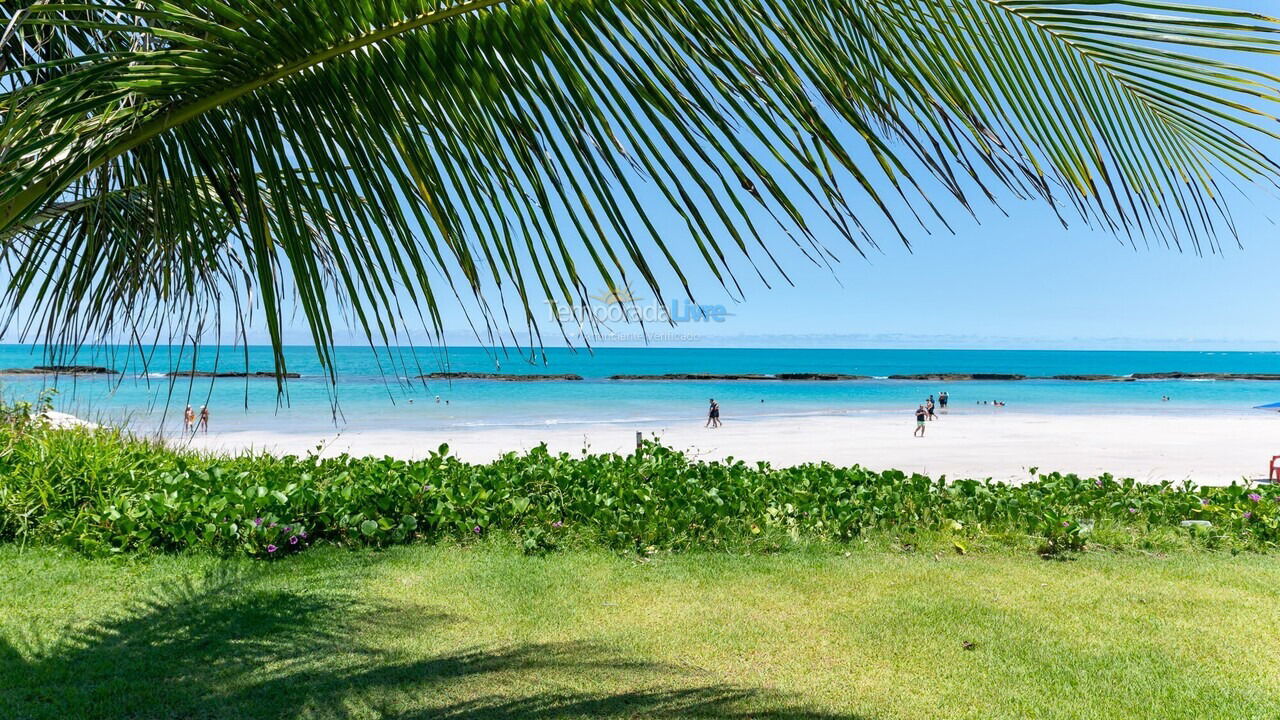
[337,180,1280,352]
[5,3,1280,355]
[398,103,1280,353]
[675,223,1275,349]
[659,196,1280,350]
[382,11,1280,353]
[290,159,1280,352]
[42,4,1279,354]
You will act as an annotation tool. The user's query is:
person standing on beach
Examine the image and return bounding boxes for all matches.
[706,398,721,428]
[939,391,948,411]
[198,405,209,433]
[914,405,927,437]
[183,404,195,433]
[926,396,937,420]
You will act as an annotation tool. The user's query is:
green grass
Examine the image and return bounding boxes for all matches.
[3,543,1279,719]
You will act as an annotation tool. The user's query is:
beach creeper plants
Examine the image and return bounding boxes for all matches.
[2,424,1279,558]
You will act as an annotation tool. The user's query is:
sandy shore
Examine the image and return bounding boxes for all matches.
[176,410,1280,485]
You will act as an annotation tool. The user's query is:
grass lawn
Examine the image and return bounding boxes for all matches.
[2,543,1279,719]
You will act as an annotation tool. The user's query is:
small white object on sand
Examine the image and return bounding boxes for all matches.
[37,410,99,429]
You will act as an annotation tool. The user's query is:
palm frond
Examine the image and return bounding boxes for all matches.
[0,171,344,382]
[2,0,1279,376]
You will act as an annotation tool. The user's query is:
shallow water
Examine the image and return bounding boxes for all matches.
[4,345,1280,433]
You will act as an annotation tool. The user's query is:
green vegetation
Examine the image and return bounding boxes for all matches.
[1,424,1276,558]
[3,543,1279,720]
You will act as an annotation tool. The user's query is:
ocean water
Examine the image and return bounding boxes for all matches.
[3,345,1280,434]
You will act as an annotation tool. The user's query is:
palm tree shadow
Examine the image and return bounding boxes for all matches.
[0,565,865,720]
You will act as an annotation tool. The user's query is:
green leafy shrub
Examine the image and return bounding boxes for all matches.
[0,423,1277,557]
[1036,513,1089,557]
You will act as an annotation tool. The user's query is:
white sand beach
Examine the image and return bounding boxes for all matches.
[180,410,1280,485]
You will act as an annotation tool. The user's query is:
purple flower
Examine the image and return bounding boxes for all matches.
[1128,507,1138,514]
[1244,511,1253,520]
[1062,521,1070,527]
[1248,493,1262,503]
[283,526,292,533]
[290,535,298,545]
[552,521,564,529]
[1094,479,1103,488]
[1200,497,1211,506]
[254,517,263,527]
[299,530,307,539]
[267,544,277,553]
[270,522,277,528]
[473,525,483,534]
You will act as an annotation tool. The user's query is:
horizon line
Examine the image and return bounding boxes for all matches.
[2,342,1280,354]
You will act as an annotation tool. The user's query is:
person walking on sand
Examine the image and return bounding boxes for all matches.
[706,398,721,428]
[198,405,209,433]
[914,405,927,437]
[926,396,937,420]
[183,404,195,433]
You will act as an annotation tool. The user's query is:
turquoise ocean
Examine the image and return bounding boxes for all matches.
[4,346,1280,435]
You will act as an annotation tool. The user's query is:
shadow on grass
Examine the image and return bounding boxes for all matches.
[0,565,863,720]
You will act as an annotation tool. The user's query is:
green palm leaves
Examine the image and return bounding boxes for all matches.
[2,1,1279,376]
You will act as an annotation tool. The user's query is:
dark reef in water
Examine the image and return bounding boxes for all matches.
[774,373,872,381]
[14,367,1271,382]
[1129,372,1280,381]
[0,365,117,375]
[608,373,869,381]
[610,373,772,381]
[420,372,583,381]
[1050,374,1135,382]
[887,373,1027,381]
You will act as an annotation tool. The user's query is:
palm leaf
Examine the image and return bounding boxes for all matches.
[2,0,1279,377]
[0,171,350,384]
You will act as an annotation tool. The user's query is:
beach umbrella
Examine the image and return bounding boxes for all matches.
[1254,402,1280,410]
